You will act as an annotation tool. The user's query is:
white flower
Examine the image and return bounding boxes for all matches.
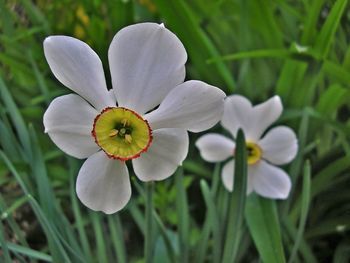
[43,23,226,214]
[196,95,298,199]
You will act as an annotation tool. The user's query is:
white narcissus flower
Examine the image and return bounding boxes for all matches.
[43,23,226,214]
[196,95,298,199]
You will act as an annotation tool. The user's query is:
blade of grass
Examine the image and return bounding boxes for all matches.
[0,219,12,262]
[301,0,325,45]
[28,51,50,105]
[208,49,291,63]
[145,182,155,263]
[28,125,56,218]
[90,213,108,263]
[133,178,176,261]
[108,215,127,263]
[199,180,222,263]
[194,163,221,263]
[0,151,71,262]
[0,77,32,161]
[128,200,145,235]
[283,218,318,263]
[333,241,350,263]
[312,0,348,59]
[69,159,92,262]
[246,195,286,263]
[175,168,189,263]
[288,161,311,263]
[0,195,30,220]
[222,129,247,263]
[153,0,235,92]
[0,196,30,249]
[282,108,310,216]
[3,243,53,262]
[153,211,177,263]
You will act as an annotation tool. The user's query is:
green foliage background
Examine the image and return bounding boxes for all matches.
[0,0,350,262]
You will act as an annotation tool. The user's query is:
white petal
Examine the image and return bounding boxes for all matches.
[195,133,235,162]
[108,22,187,114]
[221,160,253,194]
[44,36,115,110]
[43,94,100,159]
[259,126,298,165]
[145,80,226,132]
[221,160,235,191]
[76,151,131,214]
[250,161,291,199]
[132,128,188,181]
[221,95,282,141]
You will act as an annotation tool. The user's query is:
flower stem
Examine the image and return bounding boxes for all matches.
[144,182,154,263]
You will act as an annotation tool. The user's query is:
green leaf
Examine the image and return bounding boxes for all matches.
[199,180,222,263]
[175,168,189,263]
[316,84,348,115]
[145,182,155,263]
[288,161,311,263]
[153,0,235,92]
[69,159,92,262]
[2,242,53,262]
[301,0,325,45]
[312,0,348,59]
[222,129,247,263]
[208,49,291,63]
[322,61,350,88]
[0,219,11,262]
[108,215,127,263]
[246,195,286,263]
[91,213,108,263]
[283,218,317,263]
[194,164,221,263]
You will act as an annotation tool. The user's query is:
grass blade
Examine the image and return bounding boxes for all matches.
[222,129,247,263]
[245,195,286,263]
[69,160,92,262]
[288,161,311,263]
[0,219,12,262]
[4,243,53,262]
[145,182,155,263]
[175,168,189,263]
[153,0,235,92]
[312,0,348,59]
[108,215,127,263]
[90,213,108,263]
[199,180,222,263]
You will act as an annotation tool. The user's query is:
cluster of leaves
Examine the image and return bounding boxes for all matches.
[0,0,350,262]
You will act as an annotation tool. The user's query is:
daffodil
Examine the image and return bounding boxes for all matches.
[196,95,298,199]
[43,23,225,214]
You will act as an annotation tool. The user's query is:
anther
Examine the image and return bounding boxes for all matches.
[125,134,132,144]
[122,119,129,127]
[109,129,119,137]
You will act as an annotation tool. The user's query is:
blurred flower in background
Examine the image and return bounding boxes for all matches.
[196,95,298,199]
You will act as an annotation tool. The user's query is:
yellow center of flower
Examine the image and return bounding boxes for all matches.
[92,107,152,160]
[246,141,262,165]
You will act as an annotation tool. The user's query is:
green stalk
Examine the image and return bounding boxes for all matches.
[222,129,247,263]
[145,182,154,263]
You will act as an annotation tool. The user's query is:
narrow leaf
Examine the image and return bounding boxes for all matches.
[222,129,247,263]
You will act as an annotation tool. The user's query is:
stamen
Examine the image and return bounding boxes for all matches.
[109,129,119,137]
[125,134,132,144]
[122,118,129,127]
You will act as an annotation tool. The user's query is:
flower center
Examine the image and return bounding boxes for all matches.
[246,141,262,165]
[92,107,152,160]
